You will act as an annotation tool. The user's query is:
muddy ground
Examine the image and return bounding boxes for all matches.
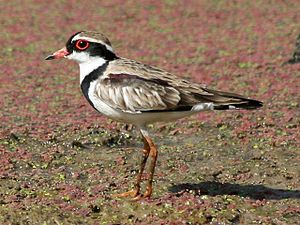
[0,1,299,224]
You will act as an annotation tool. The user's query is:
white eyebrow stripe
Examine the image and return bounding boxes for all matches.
[72,35,114,52]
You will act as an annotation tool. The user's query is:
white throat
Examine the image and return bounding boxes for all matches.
[79,57,107,83]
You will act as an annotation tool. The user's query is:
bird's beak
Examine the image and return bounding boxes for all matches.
[45,47,69,60]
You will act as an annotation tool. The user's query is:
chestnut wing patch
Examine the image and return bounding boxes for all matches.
[95,73,181,113]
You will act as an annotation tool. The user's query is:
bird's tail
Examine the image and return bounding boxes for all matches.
[201,87,263,110]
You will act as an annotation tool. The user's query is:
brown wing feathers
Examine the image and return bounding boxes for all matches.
[96,74,180,112]
[96,59,262,113]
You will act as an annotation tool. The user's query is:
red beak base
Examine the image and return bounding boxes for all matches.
[45,47,69,60]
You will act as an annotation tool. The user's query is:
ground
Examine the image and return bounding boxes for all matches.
[0,0,299,224]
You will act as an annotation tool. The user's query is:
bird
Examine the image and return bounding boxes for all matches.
[45,31,263,200]
[286,34,300,64]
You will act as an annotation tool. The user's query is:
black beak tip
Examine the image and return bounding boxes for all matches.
[45,55,55,60]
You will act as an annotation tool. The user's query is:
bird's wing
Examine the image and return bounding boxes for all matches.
[94,73,181,112]
[93,58,261,113]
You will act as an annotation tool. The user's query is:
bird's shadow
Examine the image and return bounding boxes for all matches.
[169,181,300,200]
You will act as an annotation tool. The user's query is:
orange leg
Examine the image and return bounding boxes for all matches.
[142,136,158,198]
[134,137,151,194]
[112,132,151,199]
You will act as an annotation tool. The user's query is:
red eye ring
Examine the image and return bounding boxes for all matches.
[75,39,89,51]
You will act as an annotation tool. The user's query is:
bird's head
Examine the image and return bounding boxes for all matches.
[45,31,117,63]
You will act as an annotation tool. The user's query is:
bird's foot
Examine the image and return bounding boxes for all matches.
[111,187,152,201]
[143,188,152,198]
[111,188,139,198]
[130,187,152,201]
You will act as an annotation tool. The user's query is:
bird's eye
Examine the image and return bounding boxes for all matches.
[75,40,89,51]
